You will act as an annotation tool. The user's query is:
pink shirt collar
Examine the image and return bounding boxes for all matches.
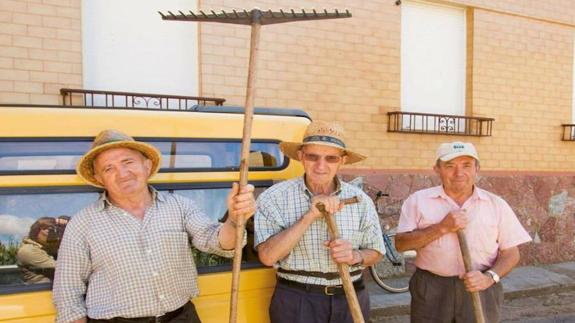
[424,185,489,206]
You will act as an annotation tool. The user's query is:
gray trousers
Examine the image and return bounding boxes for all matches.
[410,268,503,323]
[269,282,370,323]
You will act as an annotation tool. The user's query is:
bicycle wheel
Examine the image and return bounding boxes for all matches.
[369,233,417,293]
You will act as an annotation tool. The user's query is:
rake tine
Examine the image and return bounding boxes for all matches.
[301,8,306,17]
[210,10,217,17]
[324,9,329,16]
[243,8,249,17]
[200,10,208,18]
[168,11,176,18]
[312,9,318,17]
[178,10,186,17]
[233,9,239,18]
[280,9,286,17]
[290,8,296,17]
[335,9,340,16]
[221,10,229,18]
[158,11,165,18]
[268,9,273,18]
[346,9,351,16]
[188,10,197,18]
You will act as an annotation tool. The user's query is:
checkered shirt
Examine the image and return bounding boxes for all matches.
[254,176,385,286]
[53,188,242,323]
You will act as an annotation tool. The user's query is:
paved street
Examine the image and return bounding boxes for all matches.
[371,289,575,322]
[368,262,575,322]
[501,289,575,322]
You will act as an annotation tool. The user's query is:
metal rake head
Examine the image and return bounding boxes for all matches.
[158,8,351,25]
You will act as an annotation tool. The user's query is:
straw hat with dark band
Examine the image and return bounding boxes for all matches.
[76,129,162,188]
[279,121,366,165]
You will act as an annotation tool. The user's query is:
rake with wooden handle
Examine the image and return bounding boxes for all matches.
[457,230,487,323]
[159,8,352,323]
[316,196,365,323]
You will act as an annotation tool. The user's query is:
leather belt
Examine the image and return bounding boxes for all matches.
[89,303,186,323]
[277,268,363,280]
[276,276,365,296]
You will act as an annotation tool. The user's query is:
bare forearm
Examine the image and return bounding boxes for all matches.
[218,220,238,250]
[257,213,315,266]
[489,246,520,278]
[395,223,448,252]
[357,249,382,267]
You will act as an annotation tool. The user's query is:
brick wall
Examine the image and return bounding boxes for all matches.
[0,0,82,104]
[199,0,575,172]
[1,0,575,172]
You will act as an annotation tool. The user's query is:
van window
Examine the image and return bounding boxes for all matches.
[0,139,285,174]
[0,185,264,292]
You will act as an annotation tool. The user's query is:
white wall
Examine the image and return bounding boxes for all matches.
[401,1,466,116]
[82,0,199,96]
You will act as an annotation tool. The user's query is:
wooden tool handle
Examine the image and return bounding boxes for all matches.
[341,196,361,205]
[457,231,486,323]
[317,196,365,323]
[229,19,261,323]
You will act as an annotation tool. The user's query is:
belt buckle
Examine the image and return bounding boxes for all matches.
[324,285,341,296]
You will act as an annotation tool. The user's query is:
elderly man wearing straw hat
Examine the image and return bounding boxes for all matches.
[395,142,531,323]
[52,129,255,323]
[254,121,385,323]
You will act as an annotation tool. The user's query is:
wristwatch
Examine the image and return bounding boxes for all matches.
[485,270,500,283]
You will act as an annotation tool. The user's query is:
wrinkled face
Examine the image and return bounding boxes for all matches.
[93,147,152,198]
[297,144,347,187]
[434,156,478,194]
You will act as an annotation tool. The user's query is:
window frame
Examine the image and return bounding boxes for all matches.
[0,180,273,295]
[0,137,289,175]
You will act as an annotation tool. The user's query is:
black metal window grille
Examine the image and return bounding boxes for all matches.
[387,111,494,137]
[60,88,225,109]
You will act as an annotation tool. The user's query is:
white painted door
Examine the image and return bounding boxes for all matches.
[82,0,199,98]
[401,1,466,132]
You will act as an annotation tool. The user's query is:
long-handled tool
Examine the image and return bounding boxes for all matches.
[159,8,352,323]
[316,196,365,323]
[457,230,486,323]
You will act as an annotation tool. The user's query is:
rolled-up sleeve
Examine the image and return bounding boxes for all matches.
[397,194,420,234]
[496,197,532,249]
[53,216,91,323]
[254,193,285,248]
[181,196,245,257]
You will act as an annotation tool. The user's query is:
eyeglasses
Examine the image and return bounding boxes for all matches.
[301,152,344,164]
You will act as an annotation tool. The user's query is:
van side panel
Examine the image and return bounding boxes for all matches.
[0,268,276,323]
[0,106,309,323]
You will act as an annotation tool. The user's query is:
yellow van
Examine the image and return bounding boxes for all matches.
[0,103,310,322]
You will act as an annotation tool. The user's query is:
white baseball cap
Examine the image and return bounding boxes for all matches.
[436,142,479,162]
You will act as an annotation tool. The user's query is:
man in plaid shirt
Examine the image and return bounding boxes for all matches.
[52,129,255,323]
[255,121,385,323]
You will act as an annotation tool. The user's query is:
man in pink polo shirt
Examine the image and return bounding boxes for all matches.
[395,142,531,323]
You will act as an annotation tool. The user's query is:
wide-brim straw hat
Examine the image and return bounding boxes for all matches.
[279,121,366,165]
[76,129,162,188]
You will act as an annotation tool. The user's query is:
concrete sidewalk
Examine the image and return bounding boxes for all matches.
[368,261,575,319]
